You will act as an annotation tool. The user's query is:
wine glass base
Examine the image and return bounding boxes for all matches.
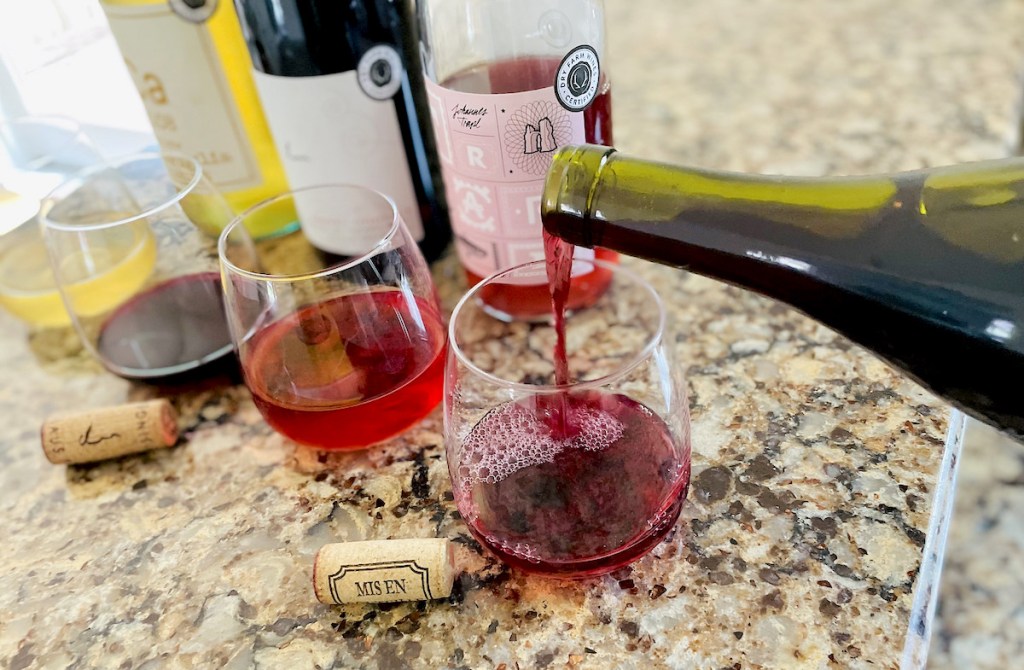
[103,345,240,386]
[464,484,689,580]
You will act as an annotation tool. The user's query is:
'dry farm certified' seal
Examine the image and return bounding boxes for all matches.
[554,45,600,112]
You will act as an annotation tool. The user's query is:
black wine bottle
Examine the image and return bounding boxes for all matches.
[542,144,1024,441]
[233,0,451,262]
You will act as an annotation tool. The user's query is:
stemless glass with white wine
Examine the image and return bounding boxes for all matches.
[0,116,101,328]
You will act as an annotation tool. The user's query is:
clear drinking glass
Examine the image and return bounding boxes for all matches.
[39,151,236,381]
[219,185,446,450]
[446,259,692,578]
[0,116,101,327]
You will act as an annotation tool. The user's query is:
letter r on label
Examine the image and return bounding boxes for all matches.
[466,145,487,169]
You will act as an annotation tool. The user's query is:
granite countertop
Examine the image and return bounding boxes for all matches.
[1,0,1022,668]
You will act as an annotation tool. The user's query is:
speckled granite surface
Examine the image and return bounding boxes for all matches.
[0,0,1021,668]
[0,254,953,670]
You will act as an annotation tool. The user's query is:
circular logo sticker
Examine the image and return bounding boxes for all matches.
[357,45,404,101]
[168,0,218,23]
[554,45,600,112]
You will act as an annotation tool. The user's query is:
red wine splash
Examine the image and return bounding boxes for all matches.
[544,229,574,387]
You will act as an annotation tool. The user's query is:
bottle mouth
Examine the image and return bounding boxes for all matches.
[542,143,618,249]
[39,151,204,233]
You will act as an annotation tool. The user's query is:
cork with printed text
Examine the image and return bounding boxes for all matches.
[313,538,455,604]
[41,399,179,465]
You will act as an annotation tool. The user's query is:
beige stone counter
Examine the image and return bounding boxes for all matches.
[1,0,1022,668]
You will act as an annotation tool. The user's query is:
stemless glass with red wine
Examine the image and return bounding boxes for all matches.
[39,152,236,382]
[219,185,446,450]
[445,259,691,578]
[418,0,617,320]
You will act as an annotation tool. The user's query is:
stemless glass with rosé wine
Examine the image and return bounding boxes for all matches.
[39,151,236,382]
[445,259,691,578]
[219,185,446,450]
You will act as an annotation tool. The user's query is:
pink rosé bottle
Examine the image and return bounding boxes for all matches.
[418,0,616,319]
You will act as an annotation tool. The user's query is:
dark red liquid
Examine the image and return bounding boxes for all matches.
[456,390,690,577]
[97,272,233,381]
[245,290,445,450]
[442,56,617,319]
[545,230,574,386]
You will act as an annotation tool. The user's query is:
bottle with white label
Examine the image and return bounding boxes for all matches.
[233,0,452,263]
[418,0,615,318]
[98,0,294,239]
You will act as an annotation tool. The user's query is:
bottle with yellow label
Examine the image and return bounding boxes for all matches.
[98,0,294,239]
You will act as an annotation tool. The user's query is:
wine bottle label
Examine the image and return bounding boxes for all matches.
[252,70,426,254]
[424,74,594,278]
[102,2,261,190]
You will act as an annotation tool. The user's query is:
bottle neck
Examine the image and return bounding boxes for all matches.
[542,145,1024,440]
[543,145,1024,286]
[543,144,905,267]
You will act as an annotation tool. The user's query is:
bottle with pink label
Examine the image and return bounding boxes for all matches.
[418,0,616,319]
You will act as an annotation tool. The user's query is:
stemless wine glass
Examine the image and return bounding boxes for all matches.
[39,151,236,381]
[219,185,446,450]
[446,259,692,578]
[0,116,101,328]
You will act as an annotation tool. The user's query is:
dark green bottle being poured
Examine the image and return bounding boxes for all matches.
[542,144,1024,441]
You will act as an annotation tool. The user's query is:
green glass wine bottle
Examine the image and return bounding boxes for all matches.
[542,144,1024,440]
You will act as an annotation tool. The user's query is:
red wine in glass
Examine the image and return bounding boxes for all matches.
[245,289,445,450]
[97,271,235,382]
[456,390,690,577]
[442,56,618,318]
[453,179,689,577]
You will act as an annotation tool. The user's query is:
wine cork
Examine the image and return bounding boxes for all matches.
[41,399,179,465]
[314,538,455,605]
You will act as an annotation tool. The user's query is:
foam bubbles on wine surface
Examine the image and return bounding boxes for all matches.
[458,394,625,496]
[454,390,689,571]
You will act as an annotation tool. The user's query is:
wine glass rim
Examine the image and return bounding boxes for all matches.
[217,183,402,283]
[37,150,204,232]
[448,258,669,394]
